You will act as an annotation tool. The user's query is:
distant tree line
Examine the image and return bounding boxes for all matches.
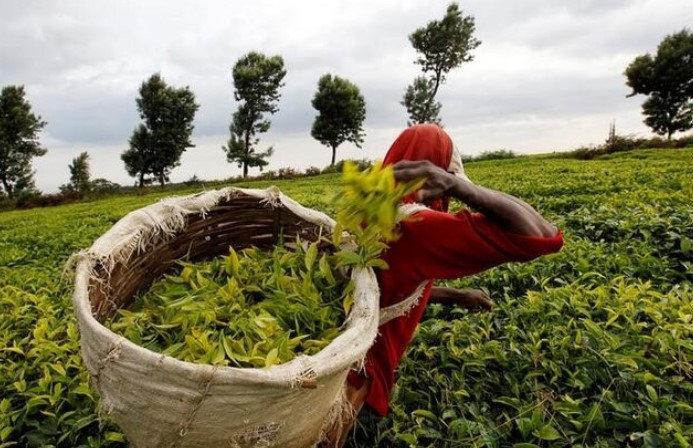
[1,5,692,204]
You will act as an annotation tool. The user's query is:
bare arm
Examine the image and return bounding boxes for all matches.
[393,160,557,237]
[429,287,493,312]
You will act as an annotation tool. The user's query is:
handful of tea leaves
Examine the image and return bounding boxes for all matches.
[332,161,424,270]
[109,162,423,368]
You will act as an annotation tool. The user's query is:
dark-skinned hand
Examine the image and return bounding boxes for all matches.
[454,288,494,312]
[392,160,459,202]
[430,287,494,312]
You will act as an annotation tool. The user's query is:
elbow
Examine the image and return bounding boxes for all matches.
[514,216,559,239]
[538,221,560,239]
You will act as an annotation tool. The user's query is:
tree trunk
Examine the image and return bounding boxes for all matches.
[158,173,165,188]
[1,178,13,200]
[138,172,145,188]
[243,128,251,178]
[331,145,337,167]
[423,71,442,123]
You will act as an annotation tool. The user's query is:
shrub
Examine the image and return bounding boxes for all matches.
[564,145,604,160]
[276,167,299,179]
[323,158,373,174]
[473,149,517,161]
[91,177,122,195]
[382,279,693,447]
[184,174,202,186]
[262,170,277,180]
[15,191,82,209]
[564,133,693,160]
[673,133,693,148]
[305,166,321,176]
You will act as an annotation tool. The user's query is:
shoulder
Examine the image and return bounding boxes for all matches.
[399,208,564,258]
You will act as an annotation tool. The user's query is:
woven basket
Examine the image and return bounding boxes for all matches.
[72,187,380,448]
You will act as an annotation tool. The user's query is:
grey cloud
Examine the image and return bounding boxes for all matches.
[487,0,692,58]
[2,0,691,193]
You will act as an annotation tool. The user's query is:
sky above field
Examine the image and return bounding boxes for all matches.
[2,0,692,192]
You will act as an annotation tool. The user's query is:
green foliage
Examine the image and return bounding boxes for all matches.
[320,158,373,175]
[374,150,693,447]
[60,152,92,194]
[625,29,693,140]
[109,244,349,368]
[563,133,693,160]
[69,152,91,193]
[404,2,481,125]
[223,52,286,177]
[467,149,518,162]
[401,76,442,126]
[332,161,423,270]
[0,149,691,446]
[108,162,414,368]
[121,73,199,187]
[90,178,121,196]
[305,166,322,176]
[311,74,366,166]
[0,85,47,200]
[383,280,693,447]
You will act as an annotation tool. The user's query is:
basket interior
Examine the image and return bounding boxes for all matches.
[88,195,326,323]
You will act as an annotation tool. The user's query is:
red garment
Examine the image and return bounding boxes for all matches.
[383,124,453,213]
[347,209,564,416]
[347,125,564,416]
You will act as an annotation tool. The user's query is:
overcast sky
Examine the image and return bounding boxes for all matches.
[2,0,691,192]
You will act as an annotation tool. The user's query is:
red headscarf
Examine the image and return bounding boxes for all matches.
[382,124,454,212]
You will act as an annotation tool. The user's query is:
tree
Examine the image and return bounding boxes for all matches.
[402,2,481,125]
[625,29,693,141]
[121,74,198,187]
[401,76,442,126]
[223,52,286,177]
[311,74,367,166]
[60,151,91,194]
[91,178,121,195]
[0,85,47,199]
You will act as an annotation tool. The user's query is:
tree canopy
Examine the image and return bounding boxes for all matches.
[402,2,480,125]
[121,74,199,187]
[625,29,693,140]
[0,85,47,199]
[401,76,442,126]
[60,151,91,194]
[223,52,286,177]
[311,74,366,166]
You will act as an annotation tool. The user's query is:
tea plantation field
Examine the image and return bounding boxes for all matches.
[1,149,692,447]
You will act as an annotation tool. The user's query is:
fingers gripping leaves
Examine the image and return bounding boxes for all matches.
[333,161,424,270]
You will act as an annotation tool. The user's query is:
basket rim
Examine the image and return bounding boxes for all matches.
[71,186,379,386]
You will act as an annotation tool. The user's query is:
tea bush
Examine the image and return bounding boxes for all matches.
[0,149,691,446]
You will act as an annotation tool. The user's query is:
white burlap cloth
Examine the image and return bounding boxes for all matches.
[72,187,380,447]
[72,187,430,447]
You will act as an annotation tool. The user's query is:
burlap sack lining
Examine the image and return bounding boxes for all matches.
[71,187,429,447]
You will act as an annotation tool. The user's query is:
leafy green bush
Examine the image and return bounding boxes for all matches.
[0,148,691,446]
[321,158,373,174]
[563,134,693,160]
[474,149,518,162]
[276,167,299,179]
[305,166,322,176]
[381,280,693,447]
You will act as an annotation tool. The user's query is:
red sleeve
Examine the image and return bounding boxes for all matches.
[392,209,563,281]
[353,210,562,417]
